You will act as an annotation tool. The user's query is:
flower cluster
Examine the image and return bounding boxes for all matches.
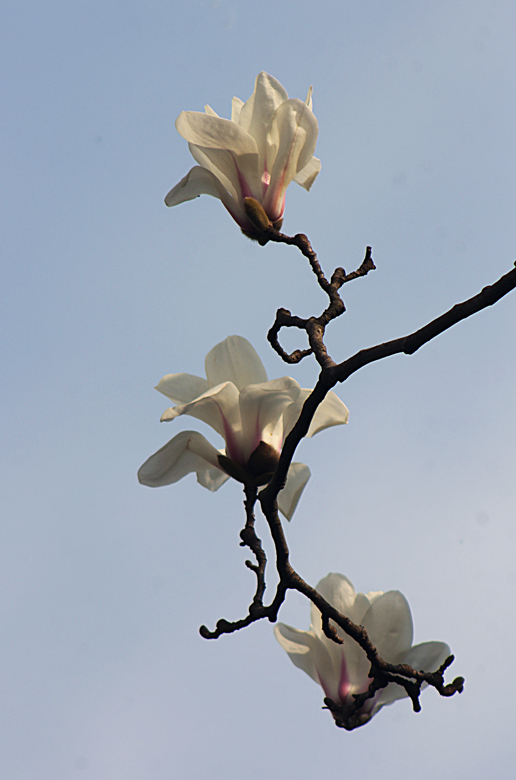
[138,335,349,520]
[275,573,450,727]
[165,71,320,235]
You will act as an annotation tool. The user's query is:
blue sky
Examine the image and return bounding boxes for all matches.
[1,1,516,778]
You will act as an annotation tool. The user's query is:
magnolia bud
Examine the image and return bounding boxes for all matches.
[243,197,271,232]
[246,441,280,485]
[217,454,248,484]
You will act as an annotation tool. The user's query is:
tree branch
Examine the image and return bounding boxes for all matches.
[265,236,375,368]
[201,228,515,726]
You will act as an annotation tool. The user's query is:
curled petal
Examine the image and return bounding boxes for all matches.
[293,156,321,191]
[155,373,209,404]
[262,98,319,221]
[283,389,349,440]
[205,335,268,391]
[231,95,244,124]
[164,166,249,228]
[307,391,349,437]
[160,382,242,445]
[165,165,226,206]
[176,111,258,155]
[277,462,311,521]
[188,143,263,204]
[138,430,226,489]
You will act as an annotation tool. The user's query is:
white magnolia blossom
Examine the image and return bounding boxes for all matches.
[138,336,348,521]
[165,72,320,233]
[275,573,450,726]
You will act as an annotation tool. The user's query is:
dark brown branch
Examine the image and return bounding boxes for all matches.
[199,483,288,639]
[239,484,267,607]
[259,500,463,723]
[202,479,463,722]
[201,228,515,723]
[329,261,516,385]
[266,260,516,497]
[264,234,375,368]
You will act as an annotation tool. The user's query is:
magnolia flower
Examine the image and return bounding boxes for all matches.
[165,72,320,235]
[138,336,348,520]
[274,573,450,728]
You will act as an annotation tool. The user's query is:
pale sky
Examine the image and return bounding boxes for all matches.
[2,1,516,778]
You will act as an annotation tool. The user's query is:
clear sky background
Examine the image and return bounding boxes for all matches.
[1,1,516,778]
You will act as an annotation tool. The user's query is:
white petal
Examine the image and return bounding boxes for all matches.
[314,573,357,611]
[277,462,311,521]
[155,373,209,404]
[160,381,242,445]
[197,465,230,491]
[274,624,319,684]
[306,391,349,437]
[282,389,349,440]
[262,98,319,221]
[309,577,373,696]
[305,85,313,111]
[365,590,385,605]
[274,624,341,701]
[239,377,301,462]
[374,682,408,707]
[164,166,249,228]
[176,111,264,203]
[293,156,321,190]
[238,71,289,173]
[164,165,226,206]
[188,142,263,205]
[204,104,218,117]
[311,574,358,634]
[404,641,451,674]
[204,335,268,391]
[376,640,451,707]
[363,591,414,662]
[231,96,244,124]
[137,430,222,487]
[176,111,259,155]
[305,602,349,691]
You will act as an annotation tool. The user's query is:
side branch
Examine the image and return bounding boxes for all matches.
[266,241,375,369]
[199,483,288,639]
[330,261,516,385]
[267,261,516,499]
[256,496,463,726]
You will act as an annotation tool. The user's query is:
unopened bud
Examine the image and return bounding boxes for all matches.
[217,454,248,484]
[243,197,271,232]
[246,441,280,485]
